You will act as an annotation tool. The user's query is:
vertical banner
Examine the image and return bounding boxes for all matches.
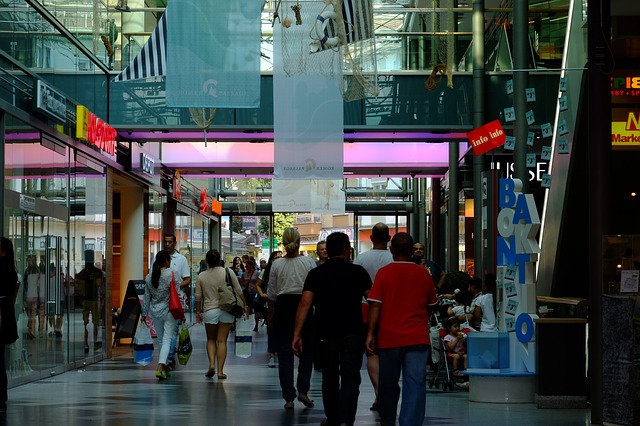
[272,179,345,213]
[165,1,261,107]
[273,2,344,179]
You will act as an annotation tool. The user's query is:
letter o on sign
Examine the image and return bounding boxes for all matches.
[515,313,534,343]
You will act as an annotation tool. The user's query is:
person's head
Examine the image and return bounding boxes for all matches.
[444,316,461,334]
[370,223,391,248]
[205,249,222,268]
[241,254,250,264]
[163,233,177,254]
[390,232,414,260]
[412,242,425,259]
[152,250,171,288]
[326,232,351,259]
[282,227,301,256]
[85,250,95,266]
[0,237,16,270]
[245,259,256,272]
[233,256,241,266]
[468,277,482,295]
[316,240,328,263]
[259,259,267,269]
[268,250,282,264]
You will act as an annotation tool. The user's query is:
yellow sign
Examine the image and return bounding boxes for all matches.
[612,110,640,148]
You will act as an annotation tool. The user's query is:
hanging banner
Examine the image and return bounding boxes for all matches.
[165,1,261,108]
[273,2,344,179]
[467,120,506,156]
[272,179,345,213]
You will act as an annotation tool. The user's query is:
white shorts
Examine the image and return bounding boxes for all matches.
[202,308,234,325]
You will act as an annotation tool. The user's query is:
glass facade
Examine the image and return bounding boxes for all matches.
[3,113,107,381]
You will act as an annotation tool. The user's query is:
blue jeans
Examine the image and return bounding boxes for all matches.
[378,344,430,426]
[317,335,364,426]
[275,329,313,402]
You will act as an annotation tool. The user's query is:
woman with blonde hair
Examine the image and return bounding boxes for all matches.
[267,228,317,409]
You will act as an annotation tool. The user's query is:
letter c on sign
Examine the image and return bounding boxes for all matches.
[515,313,534,343]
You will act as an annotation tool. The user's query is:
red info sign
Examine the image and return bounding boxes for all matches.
[467,120,506,155]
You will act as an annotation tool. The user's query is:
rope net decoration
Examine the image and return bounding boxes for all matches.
[336,0,379,101]
[237,179,257,214]
[425,0,454,90]
[189,108,216,147]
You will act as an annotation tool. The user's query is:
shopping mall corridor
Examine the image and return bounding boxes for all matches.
[3,321,591,425]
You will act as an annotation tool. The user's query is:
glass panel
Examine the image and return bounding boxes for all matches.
[70,151,107,363]
[4,120,70,379]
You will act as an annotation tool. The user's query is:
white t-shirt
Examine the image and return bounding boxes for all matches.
[476,293,497,332]
[267,255,317,301]
[170,251,191,282]
[354,249,394,282]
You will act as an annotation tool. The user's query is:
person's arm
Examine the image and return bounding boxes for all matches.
[365,301,381,355]
[292,291,313,356]
[195,276,203,323]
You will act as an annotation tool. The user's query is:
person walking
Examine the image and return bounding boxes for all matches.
[354,222,393,412]
[365,232,438,426]
[195,249,248,379]
[267,227,317,410]
[293,232,372,426]
[0,237,20,412]
[141,250,182,380]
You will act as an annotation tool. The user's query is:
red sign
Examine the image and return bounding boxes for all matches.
[199,188,208,215]
[467,120,506,155]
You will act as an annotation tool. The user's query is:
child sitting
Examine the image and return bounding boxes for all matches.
[443,316,467,375]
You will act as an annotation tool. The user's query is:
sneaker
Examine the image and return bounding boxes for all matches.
[268,358,276,368]
[297,394,315,408]
[284,401,294,409]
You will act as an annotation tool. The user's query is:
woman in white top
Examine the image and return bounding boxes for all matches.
[267,228,317,409]
[141,250,180,380]
[195,249,247,380]
[473,274,498,332]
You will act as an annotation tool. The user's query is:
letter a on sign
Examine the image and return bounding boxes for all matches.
[467,120,506,156]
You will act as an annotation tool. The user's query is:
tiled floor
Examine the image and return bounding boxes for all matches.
[3,322,591,425]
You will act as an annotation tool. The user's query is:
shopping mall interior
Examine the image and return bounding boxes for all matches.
[0,0,638,424]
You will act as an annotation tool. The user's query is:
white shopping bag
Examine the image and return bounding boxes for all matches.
[235,314,254,358]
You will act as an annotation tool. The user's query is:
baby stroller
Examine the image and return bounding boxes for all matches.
[426,311,455,392]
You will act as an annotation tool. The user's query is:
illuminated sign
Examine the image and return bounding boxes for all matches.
[75,105,117,155]
[34,80,67,122]
[611,71,640,103]
[612,109,640,148]
[140,153,154,175]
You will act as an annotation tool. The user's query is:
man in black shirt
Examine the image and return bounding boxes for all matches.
[292,232,372,426]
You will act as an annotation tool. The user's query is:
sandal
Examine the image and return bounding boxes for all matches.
[205,369,215,378]
[217,374,227,380]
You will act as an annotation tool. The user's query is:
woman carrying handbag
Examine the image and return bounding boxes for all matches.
[141,250,182,380]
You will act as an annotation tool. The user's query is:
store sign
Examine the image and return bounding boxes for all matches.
[612,109,640,147]
[211,199,222,216]
[19,194,36,213]
[611,71,640,103]
[34,80,67,122]
[140,153,155,175]
[467,120,506,156]
[75,105,117,155]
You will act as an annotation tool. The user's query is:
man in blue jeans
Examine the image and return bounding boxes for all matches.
[293,232,372,426]
[365,232,438,426]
